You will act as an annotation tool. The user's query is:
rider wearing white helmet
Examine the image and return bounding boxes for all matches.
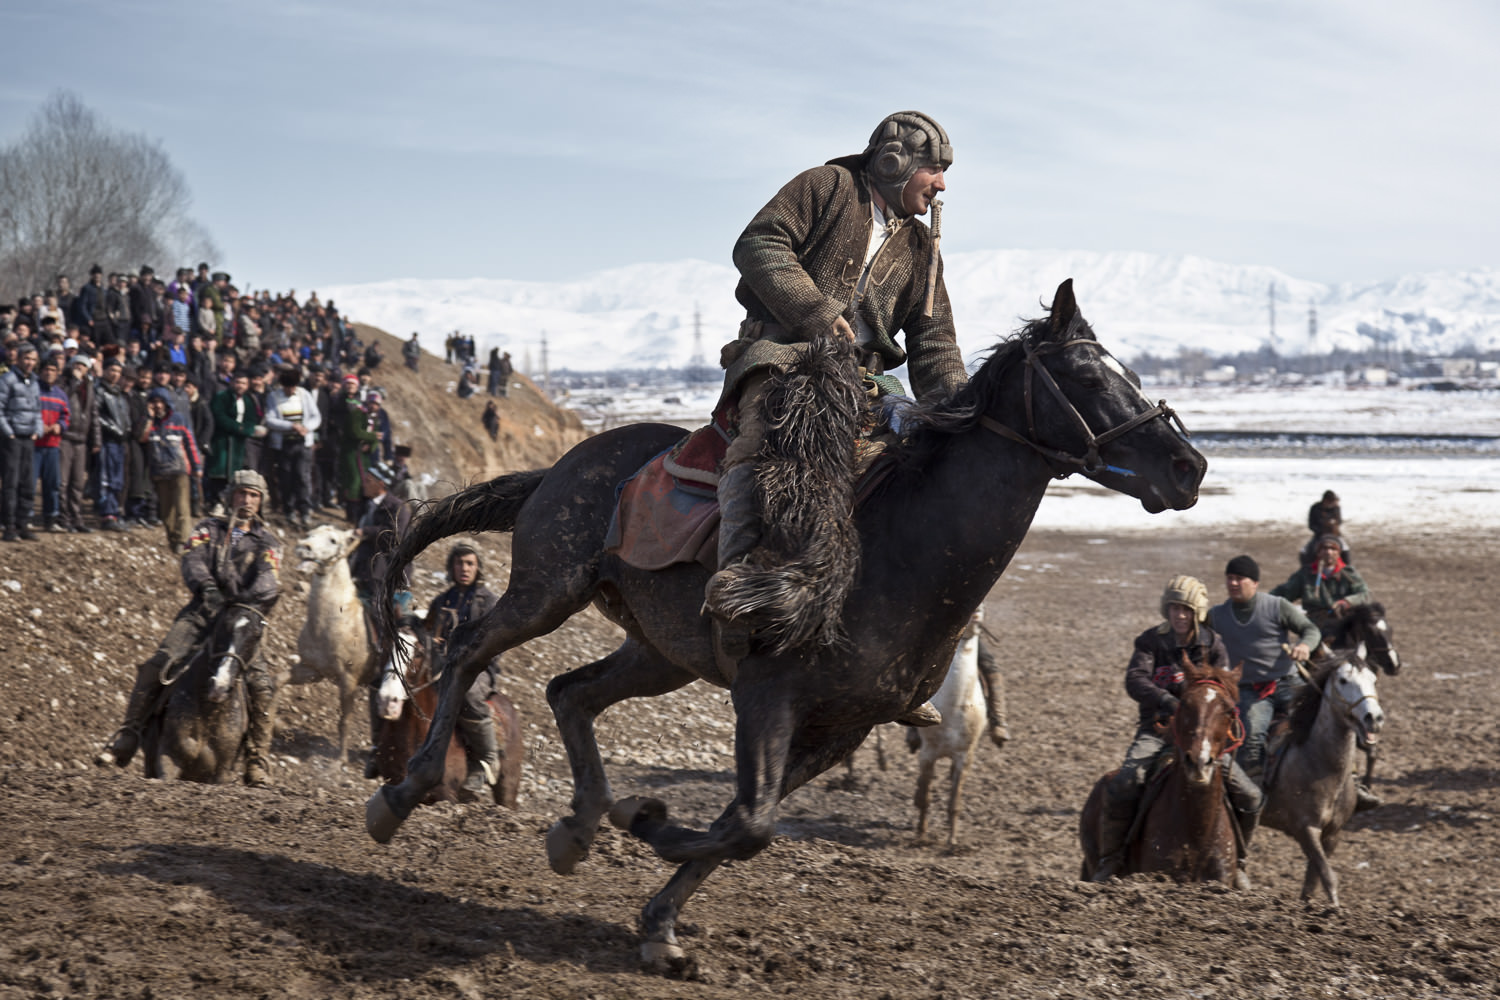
[1091,575,1265,887]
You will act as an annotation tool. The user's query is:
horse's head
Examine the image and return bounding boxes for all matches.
[1172,656,1243,785]
[1326,658,1385,751]
[975,279,1207,512]
[374,629,422,721]
[1348,601,1400,676]
[207,606,265,704]
[295,523,359,574]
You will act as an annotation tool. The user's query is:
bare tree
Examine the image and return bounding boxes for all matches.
[0,91,219,299]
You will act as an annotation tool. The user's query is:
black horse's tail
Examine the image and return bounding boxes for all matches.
[375,469,548,662]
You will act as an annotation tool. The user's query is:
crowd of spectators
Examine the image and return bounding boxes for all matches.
[0,261,414,547]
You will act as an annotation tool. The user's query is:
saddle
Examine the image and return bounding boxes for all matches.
[604,410,899,574]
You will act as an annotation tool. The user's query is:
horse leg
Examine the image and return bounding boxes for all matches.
[1363,742,1379,787]
[623,723,873,969]
[367,585,584,842]
[1292,824,1339,907]
[914,752,936,842]
[545,639,695,875]
[946,751,971,850]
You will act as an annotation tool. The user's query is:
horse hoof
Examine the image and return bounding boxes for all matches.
[609,796,667,834]
[640,939,687,973]
[546,817,592,875]
[365,787,405,843]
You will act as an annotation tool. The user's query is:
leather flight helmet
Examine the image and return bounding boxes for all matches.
[863,111,953,217]
[1160,574,1210,624]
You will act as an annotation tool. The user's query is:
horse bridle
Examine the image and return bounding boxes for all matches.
[1170,677,1246,756]
[978,319,1189,477]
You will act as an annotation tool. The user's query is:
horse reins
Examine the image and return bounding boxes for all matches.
[159,603,267,686]
[978,318,1189,477]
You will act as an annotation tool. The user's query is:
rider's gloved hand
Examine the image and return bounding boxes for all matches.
[200,584,225,617]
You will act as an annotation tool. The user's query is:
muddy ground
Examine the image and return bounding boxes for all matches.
[1,515,1497,999]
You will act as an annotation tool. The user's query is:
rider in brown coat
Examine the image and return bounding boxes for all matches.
[705,113,968,721]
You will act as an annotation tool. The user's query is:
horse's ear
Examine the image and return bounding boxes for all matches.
[1180,650,1203,679]
[1227,660,1243,686]
[1048,279,1078,338]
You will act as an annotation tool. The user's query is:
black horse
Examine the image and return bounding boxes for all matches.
[143,604,266,783]
[366,280,1207,969]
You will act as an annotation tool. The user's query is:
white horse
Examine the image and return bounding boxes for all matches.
[290,524,373,762]
[913,608,994,847]
[1261,655,1385,907]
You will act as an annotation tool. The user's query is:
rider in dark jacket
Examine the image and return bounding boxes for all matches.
[1091,576,1265,887]
[420,542,504,798]
[97,469,282,784]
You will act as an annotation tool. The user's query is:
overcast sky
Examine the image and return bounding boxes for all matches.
[2,0,1495,293]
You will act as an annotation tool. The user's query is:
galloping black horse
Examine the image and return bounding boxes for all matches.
[144,604,266,783]
[366,280,1208,969]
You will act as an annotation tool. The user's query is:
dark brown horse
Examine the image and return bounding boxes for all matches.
[371,627,522,807]
[145,604,266,783]
[366,280,1207,970]
[1080,658,1245,884]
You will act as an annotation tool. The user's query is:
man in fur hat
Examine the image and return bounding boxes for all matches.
[703,112,968,720]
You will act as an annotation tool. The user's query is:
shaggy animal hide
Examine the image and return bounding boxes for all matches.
[705,336,865,653]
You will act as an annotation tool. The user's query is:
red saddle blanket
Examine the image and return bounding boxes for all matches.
[604,415,896,573]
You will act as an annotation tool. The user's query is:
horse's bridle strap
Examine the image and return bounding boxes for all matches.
[977,327,1189,475]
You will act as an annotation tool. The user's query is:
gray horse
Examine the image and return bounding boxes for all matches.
[1261,655,1385,907]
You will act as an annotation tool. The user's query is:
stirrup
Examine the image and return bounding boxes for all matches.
[896,702,942,727]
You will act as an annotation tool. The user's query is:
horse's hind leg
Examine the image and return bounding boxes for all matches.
[914,753,936,842]
[367,582,586,842]
[623,722,872,969]
[545,639,695,875]
[946,752,971,849]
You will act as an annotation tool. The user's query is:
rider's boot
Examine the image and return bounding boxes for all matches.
[1224,754,1264,890]
[1232,806,1261,891]
[896,702,943,727]
[977,656,1010,749]
[457,710,500,803]
[243,670,276,787]
[1353,782,1383,811]
[95,653,167,768]
[702,462,763,626]
[1091,798,1135,883]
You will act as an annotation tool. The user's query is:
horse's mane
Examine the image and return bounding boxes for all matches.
[889,314,1095,472]
[1285,658,1346,745]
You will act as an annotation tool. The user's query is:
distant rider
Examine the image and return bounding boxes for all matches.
[1271,534,1371,641]
[1091,576,1264,887]
[420,543,504,799]
[97,469,283,785]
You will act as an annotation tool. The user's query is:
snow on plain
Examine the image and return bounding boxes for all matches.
[569,382,1499,537]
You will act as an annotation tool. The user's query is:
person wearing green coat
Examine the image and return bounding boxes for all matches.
[1270,533,1372,641]
[206,373,264,500]
[340,387,383,521]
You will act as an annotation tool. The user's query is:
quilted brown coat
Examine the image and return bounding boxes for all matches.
[725,155,967,403]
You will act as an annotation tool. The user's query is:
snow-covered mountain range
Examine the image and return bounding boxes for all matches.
[323,251,1500,373]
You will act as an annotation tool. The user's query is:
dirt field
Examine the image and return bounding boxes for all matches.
[3,507,1497,1000]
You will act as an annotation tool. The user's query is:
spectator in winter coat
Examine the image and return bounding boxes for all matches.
[59,353,101,532]
[0,342,44,540]
[402,334,421,372]
[482,399,500,441]
[264,365,321,527]
[140,386,202,550]
[207,372,264,500]
[95,357,132,531]
[34,357,70,531]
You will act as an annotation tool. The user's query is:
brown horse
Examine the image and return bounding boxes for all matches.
[367,280,1206,969]
[1081,658,1244,884]
[371,628,522,807]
